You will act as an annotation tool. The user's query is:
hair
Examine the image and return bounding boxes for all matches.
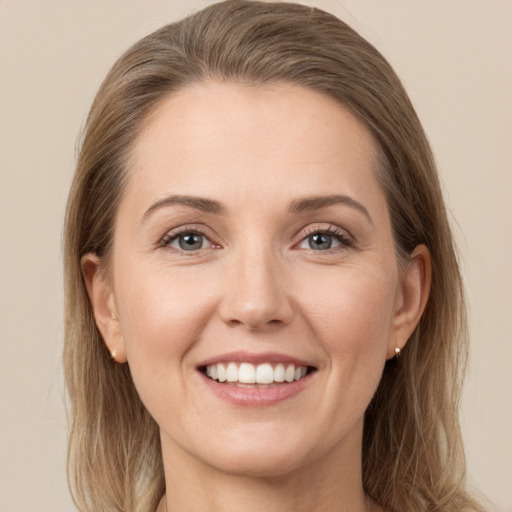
[63,1,483,511]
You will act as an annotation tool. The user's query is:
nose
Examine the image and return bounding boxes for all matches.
[218,248,294,331]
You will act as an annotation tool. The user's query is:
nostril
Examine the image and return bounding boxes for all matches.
[226,317,284,330]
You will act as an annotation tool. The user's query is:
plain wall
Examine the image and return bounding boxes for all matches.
[0,1,510,511]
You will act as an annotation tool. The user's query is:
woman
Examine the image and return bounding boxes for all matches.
[63,1,484,511]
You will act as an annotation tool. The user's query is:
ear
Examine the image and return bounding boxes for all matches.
[387,244,431,359]
[81,253,127,363]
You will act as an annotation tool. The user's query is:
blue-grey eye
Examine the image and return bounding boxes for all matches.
[169,232,205,251]
[308,233,333,250]
[297,230,348,251]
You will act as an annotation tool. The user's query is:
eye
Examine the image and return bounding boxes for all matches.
[162,230,210,251]
[306,233,337,250]
[297,227,354,251]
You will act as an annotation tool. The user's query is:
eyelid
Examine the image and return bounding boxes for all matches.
[158,224,221,250]
[157,222,355,252]
[295,223,355,250]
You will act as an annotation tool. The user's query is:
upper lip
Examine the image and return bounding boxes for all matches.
[197,351,316,369]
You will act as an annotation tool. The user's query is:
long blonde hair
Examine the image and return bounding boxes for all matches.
[63,1,483,511]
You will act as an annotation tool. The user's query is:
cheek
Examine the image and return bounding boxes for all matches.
[302,265,396,349]
[113,264,217,390]
[298,262,398,409]
[112,265,226,434]
[301,265,397,427]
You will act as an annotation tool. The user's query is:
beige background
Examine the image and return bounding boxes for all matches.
[1,1,511,511]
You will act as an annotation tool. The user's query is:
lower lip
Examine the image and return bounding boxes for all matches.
[199,372,313,407]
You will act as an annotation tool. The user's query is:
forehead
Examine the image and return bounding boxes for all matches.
[125,81,385,216]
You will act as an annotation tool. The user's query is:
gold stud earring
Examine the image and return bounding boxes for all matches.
[110,349,117,361]
[395,347,401,359]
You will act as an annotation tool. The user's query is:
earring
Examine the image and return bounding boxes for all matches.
[395,347,401,359]
[110,349,117,361]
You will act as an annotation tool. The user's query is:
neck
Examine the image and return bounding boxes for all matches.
[158,423,375,512]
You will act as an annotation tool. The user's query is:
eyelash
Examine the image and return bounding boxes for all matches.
[298,225,355,251]
[158,224,355,253]
[159,226,217,252]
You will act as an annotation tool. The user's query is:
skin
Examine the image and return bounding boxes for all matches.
[83,82,430,512]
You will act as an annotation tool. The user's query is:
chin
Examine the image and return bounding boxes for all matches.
[204,446,312,478]
[188,424,326,478]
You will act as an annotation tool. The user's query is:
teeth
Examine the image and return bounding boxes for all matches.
[274,363,285,382]
[239,362,256,384]
[256,363,274,384]
[226,362,238,382]
[285,364,295,383]
[217,364,227,383]
[204,362,309,385]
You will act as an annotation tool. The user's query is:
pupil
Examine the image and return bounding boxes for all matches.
[310,233,332,250]
[179,233,203,250]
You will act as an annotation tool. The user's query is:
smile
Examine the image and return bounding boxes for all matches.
[203,362,312,386]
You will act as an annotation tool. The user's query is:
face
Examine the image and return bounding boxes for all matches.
[86,82,427,478]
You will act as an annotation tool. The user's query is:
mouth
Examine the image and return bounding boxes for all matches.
[199,362,317,387]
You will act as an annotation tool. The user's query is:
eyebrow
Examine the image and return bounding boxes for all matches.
[141,193,372,224]
[142,195,223,222]
[288,195,373,224]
